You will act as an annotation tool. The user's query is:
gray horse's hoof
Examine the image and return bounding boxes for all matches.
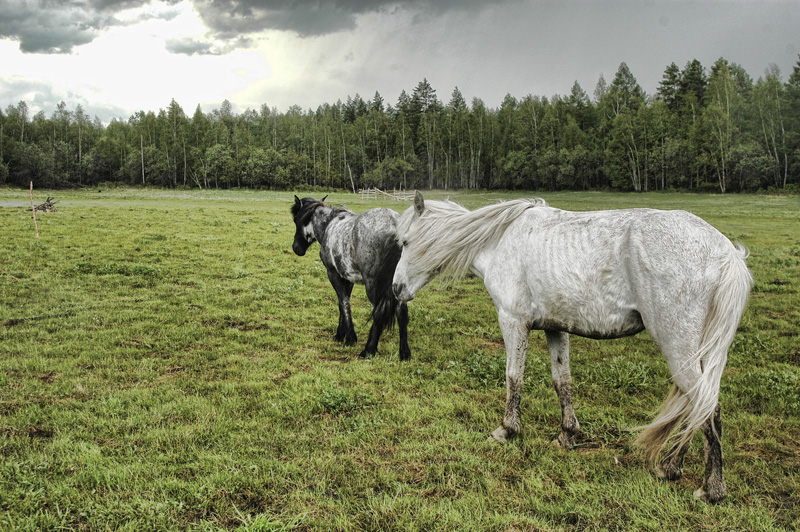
[490,426,510,443]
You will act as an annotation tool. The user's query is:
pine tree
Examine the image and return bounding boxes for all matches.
[657,62,682,110]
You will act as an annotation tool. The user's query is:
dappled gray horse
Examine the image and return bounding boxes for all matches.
[291,196,410,360]
[392,191,752,502]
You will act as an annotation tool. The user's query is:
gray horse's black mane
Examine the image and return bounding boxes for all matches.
[291,197,325,222]
[292,196,352,227]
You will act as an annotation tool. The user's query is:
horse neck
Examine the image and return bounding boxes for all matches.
[312,206,349,249]
[421,199,543,280]
[411,208,488,280]
[468,245,495,280]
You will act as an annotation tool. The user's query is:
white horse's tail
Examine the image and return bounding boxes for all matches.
[635,244,753,464]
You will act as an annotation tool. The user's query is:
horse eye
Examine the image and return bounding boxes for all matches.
[402,240,409,247]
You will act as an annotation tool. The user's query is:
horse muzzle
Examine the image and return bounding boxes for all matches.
[392,282,414,302]
[292,241,308,256]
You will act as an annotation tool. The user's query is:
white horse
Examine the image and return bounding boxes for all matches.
[392,191,752,502]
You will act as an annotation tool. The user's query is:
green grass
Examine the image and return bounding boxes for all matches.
[1,187,798,531]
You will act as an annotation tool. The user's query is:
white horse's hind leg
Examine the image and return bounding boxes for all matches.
[646,337,704,476]
[646,321,728,502]
[657,437,690,481]
[491,311,529,443]
[545,330,580,448]
[696,403,727,503]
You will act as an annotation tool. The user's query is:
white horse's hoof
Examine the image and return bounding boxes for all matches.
[658,464,683,481]
[549,431,577,449]
[694,484,727,503]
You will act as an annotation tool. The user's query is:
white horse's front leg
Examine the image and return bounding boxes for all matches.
[491,311,529,443]
[545,330,580,448]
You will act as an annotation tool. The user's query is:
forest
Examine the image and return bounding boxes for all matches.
[1,56,799,193]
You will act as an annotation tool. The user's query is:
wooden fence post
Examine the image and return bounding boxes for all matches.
[29,181,39,238]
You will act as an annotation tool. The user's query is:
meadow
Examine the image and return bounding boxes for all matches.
[0,187,798,531]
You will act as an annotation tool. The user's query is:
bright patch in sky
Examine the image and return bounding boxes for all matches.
[1,1,270,119]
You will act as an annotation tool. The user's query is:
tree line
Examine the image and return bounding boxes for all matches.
[2,56,799,193]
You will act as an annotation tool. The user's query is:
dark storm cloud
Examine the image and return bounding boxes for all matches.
[191,0,506,39]
[192,0,365,38]
[0,2,100,53]
[0,0,177,54]
[0,0,505,55]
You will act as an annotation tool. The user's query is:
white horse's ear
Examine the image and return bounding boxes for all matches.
[414,190,425,216]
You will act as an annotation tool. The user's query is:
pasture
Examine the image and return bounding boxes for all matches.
[1,187,798,531]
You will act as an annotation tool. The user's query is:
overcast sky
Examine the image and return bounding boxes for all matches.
[1,0,798,124]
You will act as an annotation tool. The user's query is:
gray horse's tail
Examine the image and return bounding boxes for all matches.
[635,243,752,464]
[369,240,402,333]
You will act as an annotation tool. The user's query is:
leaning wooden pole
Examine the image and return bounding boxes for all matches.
[29,181,39,238]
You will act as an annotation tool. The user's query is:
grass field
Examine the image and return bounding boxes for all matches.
[1,187,798,531]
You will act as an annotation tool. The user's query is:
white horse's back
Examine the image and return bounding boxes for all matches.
[484,207,741,341]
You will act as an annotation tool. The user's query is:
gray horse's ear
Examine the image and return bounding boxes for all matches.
[320,195,328,204]
[414,190,425,216]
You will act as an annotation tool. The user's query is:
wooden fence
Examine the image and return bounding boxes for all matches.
[357,188,414,201]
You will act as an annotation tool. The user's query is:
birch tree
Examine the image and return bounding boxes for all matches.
[754,66,789,188]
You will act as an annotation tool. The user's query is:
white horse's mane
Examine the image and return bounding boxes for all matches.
[397,197,548,279]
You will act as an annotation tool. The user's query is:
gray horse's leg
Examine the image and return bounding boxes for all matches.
[397,301,411,361]
[360,280,386,358]
[545,330,580,449]
[327,270,356,345]
[491,311,529,443]
[695,403,727,503]
[360,316,381,358]
[360,275,409,361]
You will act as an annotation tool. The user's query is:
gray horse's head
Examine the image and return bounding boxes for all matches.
[290,195,327,256]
